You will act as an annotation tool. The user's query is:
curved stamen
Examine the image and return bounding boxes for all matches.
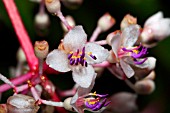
[131,46,148,59]
[134,57,148,65]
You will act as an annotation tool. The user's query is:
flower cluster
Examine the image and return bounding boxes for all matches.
[0,0,170,113]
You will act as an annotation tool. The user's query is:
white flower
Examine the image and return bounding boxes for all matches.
[110,25,155,78]
[46,26,109,88]
[141,11,170,47]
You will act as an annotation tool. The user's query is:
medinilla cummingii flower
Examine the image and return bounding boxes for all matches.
[140,11,170,47]
[70,75,110,113]
[109,24,155,78]
[46,26,109,88]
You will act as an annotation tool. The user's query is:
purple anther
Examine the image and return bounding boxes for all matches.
[131,47,148,59]
[85,61,88,67]
[80,59,84,66]
[85,101,98,109]
[68,53,73,59]
[90,54,97,60]
[92,98,107,111]
[70,59,75,65]
[134,57,148,65]
[104,101,111,107]
[122,48,133,52]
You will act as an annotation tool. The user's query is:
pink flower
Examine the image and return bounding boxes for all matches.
[46,26,109,88]
[110,25,156,78]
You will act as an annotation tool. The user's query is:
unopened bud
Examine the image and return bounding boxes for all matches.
[0,104,7,113]
[135,79,155,95]
[63,97,75,112]
[7,94,39,113]
[110,92,138,113]
[120,14,137,30]
[62,0,83,9]
[144,71,156,80]
[98,13,115,32]
[35,13,50,29]
[17,48,26,63]
[34,40,49,59]
[106,30,120,46]
[45,0,61,14]
[61,15,75,32]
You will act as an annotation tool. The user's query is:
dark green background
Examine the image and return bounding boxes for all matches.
[0,0,170,113]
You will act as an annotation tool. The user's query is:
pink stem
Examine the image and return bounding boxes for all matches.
[93,61,110,67]
[57,11,72,31]
[89,26,102,42]
[0,72,33,93]
[2,0,38,71]
[95,40,107,45]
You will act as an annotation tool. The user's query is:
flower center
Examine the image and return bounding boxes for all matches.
[121,44,148,65]
[67,47,97,67]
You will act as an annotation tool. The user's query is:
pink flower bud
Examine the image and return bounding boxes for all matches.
[120,14,137,30]
[97,13,115,32]
[34,40,49,59]
[45,0,61,14]
[7,94,39,113]
[35,13,50,29]
[140,11,170,47]
[135,79,155,95]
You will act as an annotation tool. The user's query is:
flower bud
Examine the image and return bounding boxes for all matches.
[45,0,61,14]
[34,40,49,59]
[62,0,83,9]
[120,14,137,30]
[35,13,50,29]
[109,92,138,113]
[7,94,39,113]
[135,79,155,95]
[16,48,26,63]
[61,15,75,32]
[97,13,115,32]
[0,104,7,113]
[63,97,75,112]
[144,71,156,80]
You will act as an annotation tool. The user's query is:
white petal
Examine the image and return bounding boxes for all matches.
[120,59,134,78]
[110,32,121,58]
[144,11,163,26]
[46,49,71,72]
[121,25,140,47]
[63,26,87,52]
[85,42,109,64]
[72,65,96,88]
[134,57,156,69]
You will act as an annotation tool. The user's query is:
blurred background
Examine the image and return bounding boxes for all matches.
[0,0,170,113]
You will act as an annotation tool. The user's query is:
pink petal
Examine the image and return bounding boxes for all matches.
[121,25,140,47]
[46,49,71,72]
[120,59,134,78]
[63,26,87,52]
[72,65,96,88]
[85,42,109,64]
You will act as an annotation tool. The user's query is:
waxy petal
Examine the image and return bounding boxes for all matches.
[63,26,87,52]
[121,25,140,47]
[120,59,134,78]
[85,42,109,64]
[46,49,71,72]
[72,65,96,88]
[111,32,122,58]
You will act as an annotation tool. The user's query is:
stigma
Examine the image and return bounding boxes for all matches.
[67,47,97,67]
